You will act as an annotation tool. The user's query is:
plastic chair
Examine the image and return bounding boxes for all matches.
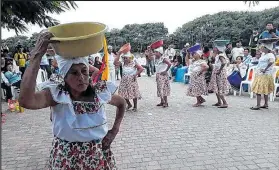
[11,86,20,100]
[270,66,279,101]
[239,66,256,98]
[36,69,48,84]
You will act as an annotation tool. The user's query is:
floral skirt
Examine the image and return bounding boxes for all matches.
[208,68,230,95]
[118,74,141,99]
[156,73,170,98]
[48,137,117,170]
[187,72,208,97]
[252,74,274,95]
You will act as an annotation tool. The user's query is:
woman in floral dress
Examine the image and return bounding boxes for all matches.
[154,47,172,108]
[208,48,230,108]
[187,50,209,107]
[250,43,275,110]
[19,31,125,170]
[114,51,144,112]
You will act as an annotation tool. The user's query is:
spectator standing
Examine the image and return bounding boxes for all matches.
[225,43,233,63]
[14,46,28,77]
[259,22,278,39]
[108,45,117,83]
[249,29,260,48]
[181,43,190,66]
[164,45,176,61]
[231,42,244,62]
[144,46,155,77]
[40,53,52,79]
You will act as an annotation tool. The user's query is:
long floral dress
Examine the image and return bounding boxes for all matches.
[187,59,208,97]
[208,55,230,95]
[118,60,141,99]
[155,56,171,98]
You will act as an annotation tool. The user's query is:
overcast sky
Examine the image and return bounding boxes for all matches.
[1,1,277,39]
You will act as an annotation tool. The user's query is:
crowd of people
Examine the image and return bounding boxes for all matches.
[1,21,279,169]
[1,44,58,102]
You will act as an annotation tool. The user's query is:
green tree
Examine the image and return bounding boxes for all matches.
[105,23,168,52]
[1,1,77,34]
[171,6,279,48]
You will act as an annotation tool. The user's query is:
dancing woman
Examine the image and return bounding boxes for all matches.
[250,43,275,110]
[154,47,172,108]
[208,48,230,108]
[19,31,125,169]
[187,50,209,107]
[114,51,144,112]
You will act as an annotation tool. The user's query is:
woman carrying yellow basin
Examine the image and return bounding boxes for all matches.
[19,22,125,170]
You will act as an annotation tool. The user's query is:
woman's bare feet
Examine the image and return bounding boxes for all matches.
[193,103,201,107]
[126,104,132,111]
[212,103,221,107]
[199,98,206,104]
[162,103,169,108]
[218,104,228,108]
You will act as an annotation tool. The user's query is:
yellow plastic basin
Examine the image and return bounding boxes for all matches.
[48,22,107,58]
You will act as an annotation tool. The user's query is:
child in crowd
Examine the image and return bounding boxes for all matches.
[232,56,248,79]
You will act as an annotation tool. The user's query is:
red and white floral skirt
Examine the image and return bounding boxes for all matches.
[156,73,170,98]
[48,137,118,170]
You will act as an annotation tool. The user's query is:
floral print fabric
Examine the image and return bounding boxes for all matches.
[156,73,170,97]
[48,137,118,170]
[208,67,230,95]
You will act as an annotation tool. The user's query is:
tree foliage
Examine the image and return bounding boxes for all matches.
[105,23,168,52]
[1,1,77,34]
[2,6,279,54]
[171,6,279,49]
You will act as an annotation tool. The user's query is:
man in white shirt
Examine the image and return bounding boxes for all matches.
[164,45,176,60]
[108,45,116,83]
[231,42,244,62]
[40,53,52,79]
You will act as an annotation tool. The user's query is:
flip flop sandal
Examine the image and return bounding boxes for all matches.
[212,103,221,106]
[218,105,228,108]
[250,107,260,110]
[260,105,268,109]
[156,103,163,106]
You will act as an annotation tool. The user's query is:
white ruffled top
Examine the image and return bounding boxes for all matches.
[39,79,118,142]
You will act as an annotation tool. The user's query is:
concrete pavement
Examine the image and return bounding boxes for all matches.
[1,76,278,170]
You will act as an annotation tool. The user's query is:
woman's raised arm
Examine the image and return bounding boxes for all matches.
[19,32,57,110]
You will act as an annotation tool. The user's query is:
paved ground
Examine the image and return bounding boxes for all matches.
[1,76,279,170]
